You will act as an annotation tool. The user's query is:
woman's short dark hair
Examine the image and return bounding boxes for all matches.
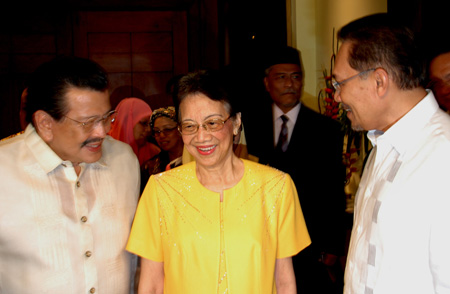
[26,56,109,125]
[173,69,237,121]
[338,13,426,90]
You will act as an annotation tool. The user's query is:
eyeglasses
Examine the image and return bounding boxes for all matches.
[152,126,178,137]
[64,110,117,133]
[178,116,231,135]
[332,68,376,92]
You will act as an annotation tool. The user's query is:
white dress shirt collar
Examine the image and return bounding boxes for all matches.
[272,102,301,147]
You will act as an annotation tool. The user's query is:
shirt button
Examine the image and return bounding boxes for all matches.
[85,251,92,257]
[81,216,88,222]
[76,181,81,188]
[90,287,96,293]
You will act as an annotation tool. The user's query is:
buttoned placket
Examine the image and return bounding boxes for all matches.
[62,161,98,293]
[349,138,403,292]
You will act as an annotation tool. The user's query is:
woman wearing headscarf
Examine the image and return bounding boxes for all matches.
[148,106,184,172]
[127,70,311,293]
[108,97,160,193]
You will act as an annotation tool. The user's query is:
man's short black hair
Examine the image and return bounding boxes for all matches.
[26,56,109,125]
[338,13,425,90]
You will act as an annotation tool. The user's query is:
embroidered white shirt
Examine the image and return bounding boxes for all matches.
[0,125,140,294]
[344,91,450,294]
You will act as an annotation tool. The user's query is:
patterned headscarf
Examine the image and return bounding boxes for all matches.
[149,106,177,128]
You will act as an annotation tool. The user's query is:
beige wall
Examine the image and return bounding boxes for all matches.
[289,0,387,111]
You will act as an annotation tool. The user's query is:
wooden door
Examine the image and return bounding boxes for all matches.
[74,11,188,110]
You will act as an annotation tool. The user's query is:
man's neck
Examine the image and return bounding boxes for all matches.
[381,87,428,132]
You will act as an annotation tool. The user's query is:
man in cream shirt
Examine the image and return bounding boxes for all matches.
[0,56,140,294]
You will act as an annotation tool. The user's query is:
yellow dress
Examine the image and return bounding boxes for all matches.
[127,160,311,294]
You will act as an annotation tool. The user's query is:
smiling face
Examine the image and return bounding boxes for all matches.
[264,63,303,113]
[153,116,181,152]
[429,52,450,111]
[179,93,240,169]
[46,87,111,165]
[333,42,379,131]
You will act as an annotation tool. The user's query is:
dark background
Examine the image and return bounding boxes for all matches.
[0,0,447,138]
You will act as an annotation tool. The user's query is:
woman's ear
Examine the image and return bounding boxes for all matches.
[232,112,242,145]
[233,112,242,136]
[33,110,55,143]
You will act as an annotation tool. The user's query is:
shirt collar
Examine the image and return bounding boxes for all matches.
[272,102,301,123]
[24,124,108,174]
[368,90,439,155]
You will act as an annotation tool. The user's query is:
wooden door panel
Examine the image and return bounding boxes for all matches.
[132,53,173,72]
[88,33,131,53]
[133,72,173,95]
[90,53,131,72]
[75,11,188,108]
[132,33,173,52]
[83,11,173,32]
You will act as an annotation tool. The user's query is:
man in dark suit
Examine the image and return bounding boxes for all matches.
[242,46,347,293]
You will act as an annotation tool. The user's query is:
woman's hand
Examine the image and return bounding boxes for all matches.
[138,258,164,294]
[275,257,296,294]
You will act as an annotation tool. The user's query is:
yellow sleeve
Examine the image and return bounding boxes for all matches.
[126,176,164,262]
[277,174,311,258]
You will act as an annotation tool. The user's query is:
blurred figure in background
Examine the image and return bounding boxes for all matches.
[428,41,450,112]
[19,87,29,130]
[242,46,346,293]
[108,97,160,193]
[148,106,184,173]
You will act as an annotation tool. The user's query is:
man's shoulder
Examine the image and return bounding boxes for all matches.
[0,130,27,159]
[103,135,134,155]
[0,131,24,143]
[102,136,138,168]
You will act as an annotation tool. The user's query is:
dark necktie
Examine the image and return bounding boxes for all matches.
[276,115,289,152]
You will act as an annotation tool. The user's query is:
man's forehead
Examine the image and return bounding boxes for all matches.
[269,63,302,74]
[64,87,110,113]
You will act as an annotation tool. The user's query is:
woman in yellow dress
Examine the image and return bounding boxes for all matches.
[126,70,311,294]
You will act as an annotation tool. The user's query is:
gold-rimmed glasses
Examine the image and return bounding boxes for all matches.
[64,110,117,133]
[178,116,231,135]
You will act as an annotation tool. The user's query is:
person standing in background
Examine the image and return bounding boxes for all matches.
[108,97,160,193]
[242,46,347,293]
[427,40,450,112]
[148,106,184,172]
